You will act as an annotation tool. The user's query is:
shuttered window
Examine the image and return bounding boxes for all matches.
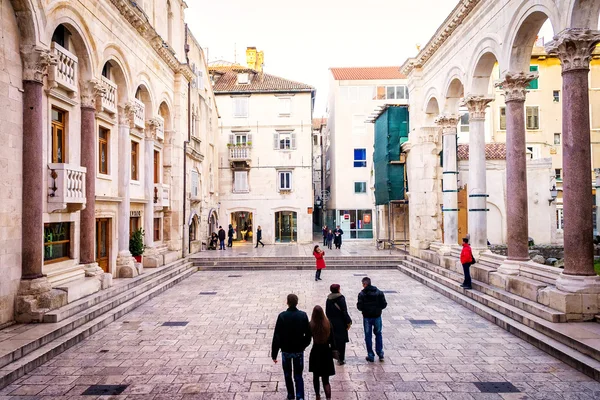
[233,171,249,193]
[233,97,248,117]
[528,65,539,90]
[526,106,539,130]
[274,131,296,150]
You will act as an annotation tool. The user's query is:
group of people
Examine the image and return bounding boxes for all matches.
[272,277,387,400]
[321,225,344,250]
[209,224,265,250]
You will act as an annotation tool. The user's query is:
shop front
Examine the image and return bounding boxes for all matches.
[337,209,373,239]
[231,211,253,241]
[275,211,297,243]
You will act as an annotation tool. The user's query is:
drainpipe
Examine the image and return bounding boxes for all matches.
[182,25,191,258]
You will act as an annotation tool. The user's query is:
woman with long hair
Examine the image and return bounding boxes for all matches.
[313,245,326,281]
[309,305,335,400]
[325,284,352,365]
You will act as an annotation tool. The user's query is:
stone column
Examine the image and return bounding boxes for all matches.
[495,72,536,275]
[547,29,600,293]
[142,119,160,268]
[115,103,138,278]
[462,96,494,253]
[595,168,600,239]
[435,114,459,253]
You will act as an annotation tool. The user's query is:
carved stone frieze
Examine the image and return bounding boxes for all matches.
[80,79,107,109]
[495,71,537,103]
[460,95,494,120]
[21,46,58,83]
[546,28,600,73]
[434,114,459,135]
[145,118,161,139]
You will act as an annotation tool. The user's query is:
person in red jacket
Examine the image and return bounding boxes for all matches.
[460,237,475,289]
[313,245,326,281]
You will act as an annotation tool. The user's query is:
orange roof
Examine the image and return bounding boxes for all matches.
[209,67,314,93]
[458,143,506,161]
[330,67,406,81]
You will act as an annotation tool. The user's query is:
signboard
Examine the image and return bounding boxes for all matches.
[344,214,350,220]
[364,214,371,224]
[307,207,313,215]
[130,211,142,217]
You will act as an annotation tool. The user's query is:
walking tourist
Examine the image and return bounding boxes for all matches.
[333,226,344,249]
[326,229,333,250]
[357,277,387,362]
[218,226,226,250]
[255,225,265,248]
[322,225,328,246]
[325,284,352,365]
[227,224,234,247]
[272,294,312,400]
[313,245,326,281]
[308,305,336,400]
[460,237,475,290]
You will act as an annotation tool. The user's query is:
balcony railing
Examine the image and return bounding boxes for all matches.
[154,183,170,208]
[49,42,78,94]
[100,76,117,115]
[47,163,86,213]
[131,98,145,129]
[229,145,251,160]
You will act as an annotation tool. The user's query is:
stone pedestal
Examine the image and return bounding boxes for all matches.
[116,250,138,278]
[15,277,67,323]
[497,259,521,276]
[435,115,459,247]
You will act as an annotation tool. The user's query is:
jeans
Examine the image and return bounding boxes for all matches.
[281,352,304,400]
[323,236,327,246]
[462,263,472,288]
[363,317,383,360]
[219,240,225,250]
[227,237,233,247]
[315,269,322,280]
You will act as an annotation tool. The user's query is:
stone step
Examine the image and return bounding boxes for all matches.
[397,264,600,382]
[0,264,196,390]
[197,263,402,271]
[0,259,193,372]
[401,259,565,323]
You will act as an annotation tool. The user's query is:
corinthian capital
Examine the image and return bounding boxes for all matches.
[80,79,107,109]
[145,118,161,139]
[434,114,459,135]
[21,46,58,83]
[122,101,141,127]
[460,95,494,120]
[546,28,600,73]
[495,71,537,103]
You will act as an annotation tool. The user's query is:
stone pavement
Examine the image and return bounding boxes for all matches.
[1,270,599,399]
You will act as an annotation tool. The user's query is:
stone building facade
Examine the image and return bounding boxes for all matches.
[0,0,218,326]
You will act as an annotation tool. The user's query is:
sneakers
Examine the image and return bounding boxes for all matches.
[365,356,374,362]
[379,355,385,362]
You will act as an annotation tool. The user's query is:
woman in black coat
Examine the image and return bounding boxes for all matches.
[309,305,336,400]
[325,284,352,365]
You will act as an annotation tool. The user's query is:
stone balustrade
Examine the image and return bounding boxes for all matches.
[229,145,251,160]
[154,183,170,208]
[47,163,87,212]
[131,98,145,129]
[49,42,78,94]
[100,76,117,115]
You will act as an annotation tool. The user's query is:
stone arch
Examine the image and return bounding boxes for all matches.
[158,101,173,132]
[443,75,465,114]
[568,0,600,29]
[100,44,133,105]
[134,79,155,121]
[504,0,560,73]
[423,91,440,125]
[10,0,42,47]
[466,36,502,95]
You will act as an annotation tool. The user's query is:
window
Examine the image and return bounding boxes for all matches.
[313,134,319,146]
[352,115,366,134]
[44,222,70,264]
[499,107,506,130]
[191,170,199,197]
[555,168,562,181]
[274,131,296,150]
[131,141,139,181]
[235,134,248,145]
[557,208,564,230]
[553,90,560,102]
[153,150,160,183]
[528,65,539,90]
[279,97,291,116]
[526,106,539,130]
[153,218,161,241]
[51,25,69,50]
[129,217,140,238]
[340,86,375,102]
[554,133,561,145]
[526,146,541,159]
[101,62,111,79]
[233,97,248,117]
[98,127,109,174]
[278,171,292,191]
[459,112,469,133]
[375,85,409,100]
[354,182,367,193]
[51,108,66,163]
[233,170,249,193]
[354,148,367,167]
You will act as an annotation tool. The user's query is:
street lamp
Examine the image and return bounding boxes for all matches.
[549,185,558,205]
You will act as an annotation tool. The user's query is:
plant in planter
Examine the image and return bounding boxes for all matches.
[129,228,145,263]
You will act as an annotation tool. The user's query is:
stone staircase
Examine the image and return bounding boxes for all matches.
[397,253,600,381]
[0,258,195,389]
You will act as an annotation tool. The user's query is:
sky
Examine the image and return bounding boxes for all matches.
[185,0,460,116]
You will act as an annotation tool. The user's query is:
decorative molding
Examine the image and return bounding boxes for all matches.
[145,118,161,139]
[400,0,482,75]
[546,29,600,73]
[21,46,58,83]
[124,101,141,128]
[435,114,459,135]
[460,95,494,120]
[495,71,537,103]
[80,79,106,109]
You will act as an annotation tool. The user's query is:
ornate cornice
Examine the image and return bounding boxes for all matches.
[80,79,107,109]
[435,114,459,135]
[460,95,493,120]
[401,0,482,76]
[546,28,600,73]
[21,46,57,83]
[145,118,161,139]
[495,71,537,103]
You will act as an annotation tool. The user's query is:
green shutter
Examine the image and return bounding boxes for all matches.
[528,65,539,90]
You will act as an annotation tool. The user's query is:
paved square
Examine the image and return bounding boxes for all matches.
[2,270,599,399]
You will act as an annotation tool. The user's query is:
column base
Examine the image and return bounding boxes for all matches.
[116,251,139,279]
[15,277,67,323]
[538,286,600,321]
[497,259,521,275]
[437,245,457,256]
[556,273,600,294]
[142,246,162,268]
[83,262,114,290]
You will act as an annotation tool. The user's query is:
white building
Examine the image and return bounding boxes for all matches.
[210,51,315,244]
[325,67,408,239]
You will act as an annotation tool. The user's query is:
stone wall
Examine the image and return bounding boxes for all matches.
[490,245,564,260]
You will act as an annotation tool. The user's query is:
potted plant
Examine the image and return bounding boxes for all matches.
[129,228,145,263]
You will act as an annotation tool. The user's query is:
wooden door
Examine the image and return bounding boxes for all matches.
[457,185,468,244]
[96,218,110,273]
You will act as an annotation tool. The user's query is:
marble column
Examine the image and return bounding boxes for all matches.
[495,72,536,274]
[142,119,160,267]
[462,96,493,253]
[595,168,600,239]
[435,114,459,252]
[547,29,600,292]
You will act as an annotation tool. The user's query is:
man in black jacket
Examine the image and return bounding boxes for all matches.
[272,294,311,400]
[357,277,387,362]
[217,226,226,250]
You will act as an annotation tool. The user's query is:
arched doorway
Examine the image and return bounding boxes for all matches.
[275,211,297,243]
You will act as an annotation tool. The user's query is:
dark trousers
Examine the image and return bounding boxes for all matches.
[326,239,332,250]
[255,239,264,247]
[227,237,233,247]
[337,341,346,362]
[462,263,472,288]
[315,269,322,280]
[219,240,225,250]
[282,352,304,400]
[313,374,330,397]
[363,317,383,360]
[323,236,327,246]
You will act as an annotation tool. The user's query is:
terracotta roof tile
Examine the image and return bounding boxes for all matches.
[209,67,314,93]
[312,118,327,130]
[330,66,406,81]
[457,143,506,160]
